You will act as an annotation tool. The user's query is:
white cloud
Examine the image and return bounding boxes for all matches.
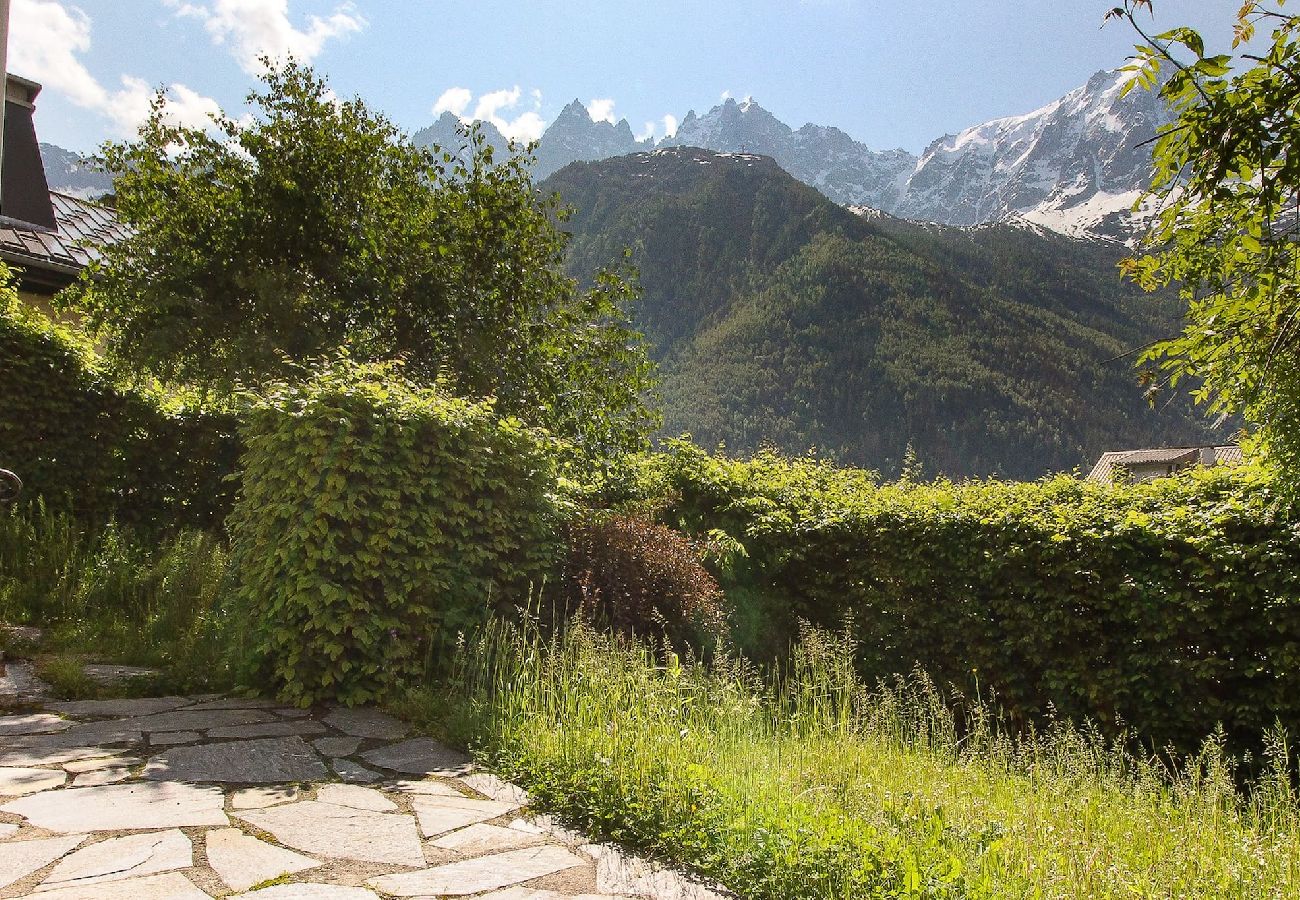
[635,113,679,143]
[720,89,732,101]
[636,121,655,142]
[662,113,679,137]
[587,98,616,124]
[166,0,365,74]
[432,87,472,118]
[10,0,220,136]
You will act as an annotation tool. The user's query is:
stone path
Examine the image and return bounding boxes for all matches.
[0,696,731,899]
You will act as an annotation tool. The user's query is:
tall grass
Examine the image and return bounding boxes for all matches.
[0,502,237,691]
[437,619,1300,899]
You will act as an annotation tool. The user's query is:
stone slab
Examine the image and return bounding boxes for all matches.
[412,794,521,837]
[314,784,395,812]
[1,782,227,832]
[0,662,53,703]
[360,737,471,776]
[39,828,191,890]
[183,696,284,710]
[273,707,312,718]
[61,754,139,774]
[331,758,381,783]
[71,766,133,787]
[11,721,143,748]
[236,800,425,867]
[0,824,18,840]
[238,885,379,899]
[33,872,211,899]
[0,745,121,768]
[206,827,319,892]
[312,736,362,757]
[230,786,303,809]
[480,891,640,900]
[149,731,201,746]
[0,835,86,889]
[431,823,546,855]
[368,845,587,896]
[114,708,277,733]
[81,664,158,685]
[206,720,327,739]
[322,708,407,740]
[388,778,465,797]
[0,767,65,796]
[47,697,189,718]
[144,736,327,783]
[0,713,70,736]
[461,772,532,806]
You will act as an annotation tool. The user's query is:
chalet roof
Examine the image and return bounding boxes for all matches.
[1087,445,1243,482]
[0,191,126,290]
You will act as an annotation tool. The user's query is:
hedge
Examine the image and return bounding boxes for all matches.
[649,443,1300,753]
[0,276,239,529]
[228,361,564,705]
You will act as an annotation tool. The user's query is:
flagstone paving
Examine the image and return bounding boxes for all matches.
[0,695,733,899]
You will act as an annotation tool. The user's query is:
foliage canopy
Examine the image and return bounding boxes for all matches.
[1114,1,1300,475]
[67,61,657,458]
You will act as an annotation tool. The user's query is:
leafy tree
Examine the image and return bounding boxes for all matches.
[67,61,657,457]
[1111,1,1300,475]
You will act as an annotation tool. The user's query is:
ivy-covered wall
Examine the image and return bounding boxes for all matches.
[650,444,1300,753]
[228,361,564,705]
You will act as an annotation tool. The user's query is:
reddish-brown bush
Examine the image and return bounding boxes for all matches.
[563,513,727,647]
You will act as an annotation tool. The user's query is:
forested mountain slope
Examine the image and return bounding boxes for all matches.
[542,147,1224,478]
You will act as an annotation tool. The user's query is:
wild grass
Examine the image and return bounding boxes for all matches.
[0,502,237,692]
[437,619,1300,900]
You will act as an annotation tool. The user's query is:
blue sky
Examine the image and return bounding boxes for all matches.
[13,0,1229,155]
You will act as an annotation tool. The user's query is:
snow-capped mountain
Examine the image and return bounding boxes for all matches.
[531,100,653,179]
[661,97,916,211]
[894,68,1171,241]
[411,111,510,160]
[37,143,114,199]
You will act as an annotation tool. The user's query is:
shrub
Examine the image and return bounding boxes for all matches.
[228,360,564,705]
[649,442,1300,754]
[563,513,726,647]
[0,274,238,529]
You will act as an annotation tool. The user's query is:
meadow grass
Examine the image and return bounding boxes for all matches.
[434,619,1300,899]
[0,502,237,693]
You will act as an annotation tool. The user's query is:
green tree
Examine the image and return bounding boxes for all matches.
[1112,1,1300,475]
[67,61,658,458]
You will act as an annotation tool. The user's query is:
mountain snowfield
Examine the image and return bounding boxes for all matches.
[41,68,1168,241]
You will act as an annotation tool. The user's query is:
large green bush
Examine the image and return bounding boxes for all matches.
[0,280,238,528]
[229,361,564,705]
[650,443,1300,753]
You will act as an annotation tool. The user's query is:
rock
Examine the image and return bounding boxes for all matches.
[368,845,587,896]
[114,708,277,733]
[314,784,395,812]
[230,786,304,809]
[0,766,65,795]
[584,843,734,899]
[80,664,158,685]
[431,823,546,855]
[360,737,470,775]
[40,829,191,889]
[149,731,200,746]
[460,772,532,805]
[0,744,109,768]
[237,885,379,899]
[0,834,85,889]
[388,778,465,797]
[207,720,327,739]
[205,827,319,891]
[312,736,362,757]
[62,754,139,773]
[0,713,69,736]
[1,781,226,832]
[236,800,425,866]
[71,766,133,786]
[144,736,327,783]
[330,758,381,783]
[33,871,211,899]
[321,707,407,740]
[412,794,521,837]
[183,696,284,710]
[47,697,189,717]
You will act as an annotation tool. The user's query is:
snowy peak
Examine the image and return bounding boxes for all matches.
[533,99,652,179]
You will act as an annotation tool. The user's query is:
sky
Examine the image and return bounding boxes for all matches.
[11,0,1232,156]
